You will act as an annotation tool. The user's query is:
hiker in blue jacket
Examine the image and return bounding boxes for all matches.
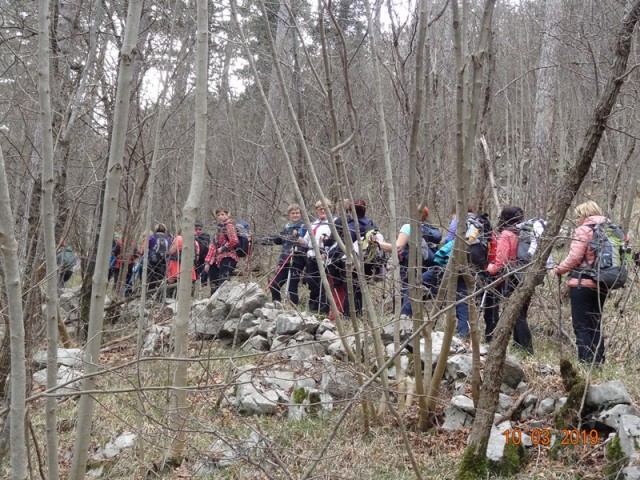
[263,203,308,305]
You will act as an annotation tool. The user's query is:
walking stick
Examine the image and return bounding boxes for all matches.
[557,273,564,359]
[266,252,293,291]
[618,263,639,315]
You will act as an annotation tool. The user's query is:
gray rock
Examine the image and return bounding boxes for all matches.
[193,306,228,337]
[536,398,556,417]
[623,466,640,480]
[196,431,266,472]
[90,432,137,462]
[316,319,336,335]
[275,313,320,336]
[502,356,525,389]
[242,335,270,352]
[598,404,640,429]
[33,348,84,368]
[617,414,640,461]
[486,421,512,462]
[141,325,171,356]
[381,317,414,343]
[519,405,534,421]
[442,405,474,430]
[498,393,514,413]
[256,318,276,338]
[33,365,82,395]
[320,363,359,399]
[327,340,347,360]
[586,380,632,408]
[210,281,267,318]
[450,395,475,415]
[446,354,474,381]
[524,394,538,408]
[318,329,339,344]
[237,389,280,415]
[263,370,296,391]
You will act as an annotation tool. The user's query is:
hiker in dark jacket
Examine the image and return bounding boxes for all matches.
[264,203,308,305]
[554,201,610,364]
[194,221,210,284]
[147,223,170,295]
[56,245,77,289]
[334,198,380,317]
[204,207,239,295]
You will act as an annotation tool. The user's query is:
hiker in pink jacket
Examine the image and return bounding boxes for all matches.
[554,200,609,365]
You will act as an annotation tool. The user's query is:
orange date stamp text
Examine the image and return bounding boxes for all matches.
[503,428,599,446]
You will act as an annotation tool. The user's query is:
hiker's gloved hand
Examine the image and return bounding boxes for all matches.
[477,270,491,285]
[204,264,210,273]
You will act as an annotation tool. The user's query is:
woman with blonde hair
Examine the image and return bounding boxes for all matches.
[554,200,609,364]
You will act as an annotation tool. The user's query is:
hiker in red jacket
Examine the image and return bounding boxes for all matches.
[204,207,239,296]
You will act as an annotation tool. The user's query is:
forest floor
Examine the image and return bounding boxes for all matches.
[19,272,640,479]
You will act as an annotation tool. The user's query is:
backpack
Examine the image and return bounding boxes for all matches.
[149,233,169,265]
[466,213,492,269]
[400,223,442,267]
[234,220,251,258]
[421,223,443,250]
[583,222,628,290]
[516,218,546,264]
[60,248,76,269]
[195,231,210,265]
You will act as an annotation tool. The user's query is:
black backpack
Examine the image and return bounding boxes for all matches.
[466,213,492,269]
[234,220,251,258]
[149,233,169,265]
[194,231,210,266]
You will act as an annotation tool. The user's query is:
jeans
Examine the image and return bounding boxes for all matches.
[404,267,469,337]
[570,287,608,364]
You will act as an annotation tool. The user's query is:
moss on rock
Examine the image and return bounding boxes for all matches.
[554,360,586,430]
[292,387,308,405]
[456,449,488,480]
[605,434,628,479]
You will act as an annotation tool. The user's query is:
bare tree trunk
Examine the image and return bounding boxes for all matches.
[0,147,27,480]
[363,0,402,379]
[165,0,207,464]
[529,0,560,213]
[458,2,640,477]
[37,0,60,477]
[251,0,292,221]
[69,2,144,478]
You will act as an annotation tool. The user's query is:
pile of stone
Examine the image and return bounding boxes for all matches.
[47,281,640,478]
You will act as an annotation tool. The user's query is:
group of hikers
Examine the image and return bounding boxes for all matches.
[260,197,629,366]
[57,197,630,366]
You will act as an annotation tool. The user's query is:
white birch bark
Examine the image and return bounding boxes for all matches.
[68,1,144,478]
[37,0,60,477]
[165,0,208,463]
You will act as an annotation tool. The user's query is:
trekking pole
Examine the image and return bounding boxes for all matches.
[266,252,293,292]
[557,273,564,359]
[619,263,639,315]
